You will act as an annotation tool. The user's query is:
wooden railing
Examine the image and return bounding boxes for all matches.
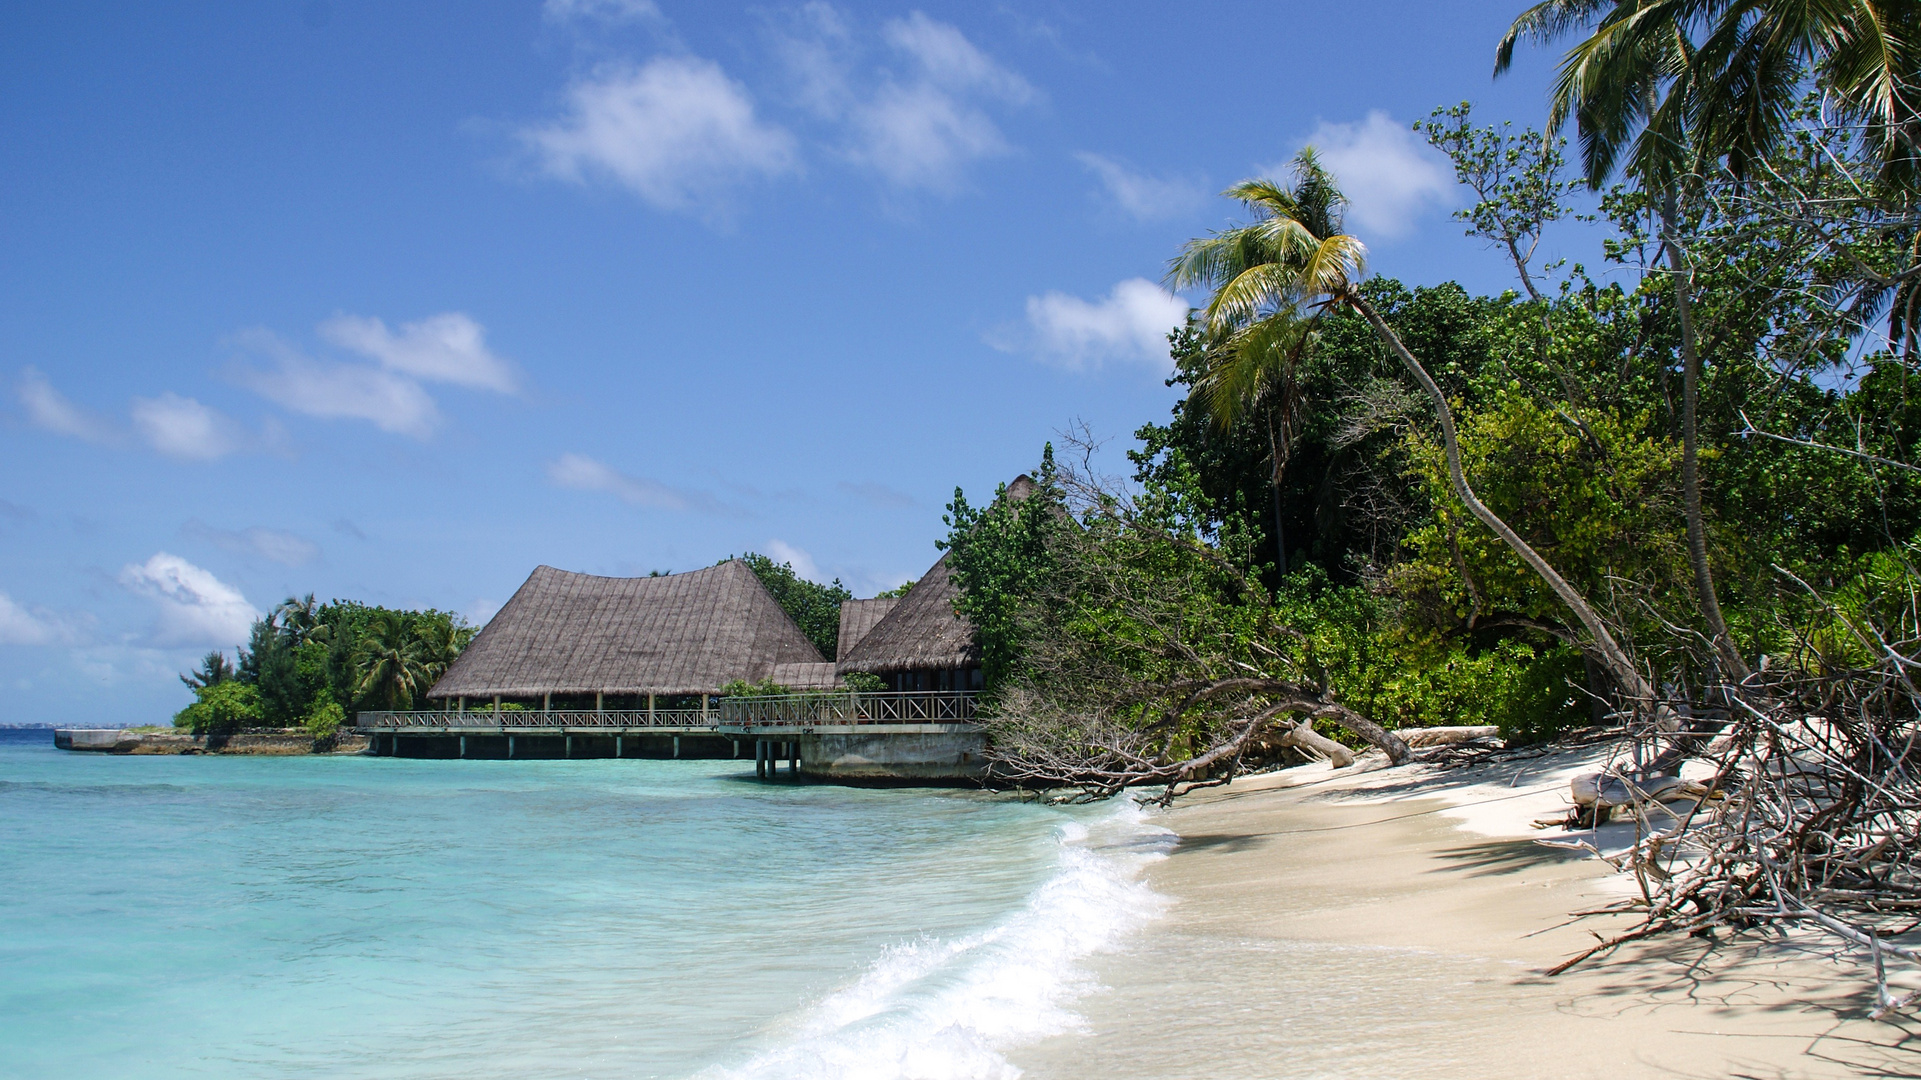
[716,690,979,728]
[357,708,714,730]
[358,691,982,731]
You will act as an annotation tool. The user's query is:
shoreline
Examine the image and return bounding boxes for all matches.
[53,727,369,755]
[1012,749,1921,1080]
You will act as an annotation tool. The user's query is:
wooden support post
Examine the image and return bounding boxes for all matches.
[790,741,799,776]
[701,694,710,724]
[596,692,603,714]
[508,735,515,759]
[543,692,551,713]
[458,696,465,715]
[566,735,573,758]
[756,740,765,778]
[673,735,680,758]
[648,693,656,724]
[732,739,739,758]
[459,736,467,759]
[616,735,623,759]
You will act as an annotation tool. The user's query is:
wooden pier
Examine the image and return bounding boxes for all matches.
[357,691,986,781]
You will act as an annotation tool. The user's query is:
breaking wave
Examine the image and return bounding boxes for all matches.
[697,801,1176,1080]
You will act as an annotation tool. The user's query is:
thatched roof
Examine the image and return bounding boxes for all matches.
[427,560,825,699]
[834,474,1037,675]
[835,598,899,662]
[836,554,979,674]
[770,662,841,690]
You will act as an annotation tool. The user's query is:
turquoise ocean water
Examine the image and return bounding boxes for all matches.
[0,730,1171,1079]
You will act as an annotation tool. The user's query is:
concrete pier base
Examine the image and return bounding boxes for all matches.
[798,730,987,783]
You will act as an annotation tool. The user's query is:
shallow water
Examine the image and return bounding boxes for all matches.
[0,730,1170,1079]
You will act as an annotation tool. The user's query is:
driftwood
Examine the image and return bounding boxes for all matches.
[1276,719,1356,768]
[1393,725,1502,748]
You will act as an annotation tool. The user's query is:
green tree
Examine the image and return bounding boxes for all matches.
[943,452,1068,694]
[1168,151,1661,708]
[354,612,431,710]
[179,651,234,690]
[1496,0,1921,677]
[174,680,263,739]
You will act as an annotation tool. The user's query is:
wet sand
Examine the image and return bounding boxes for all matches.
[1012,752,1921,1080]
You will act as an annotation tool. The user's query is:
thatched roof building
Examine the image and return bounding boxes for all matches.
[836,555,978,679]
[426,560,826,701]
[835,597,899,662]
[835,474,1036,693]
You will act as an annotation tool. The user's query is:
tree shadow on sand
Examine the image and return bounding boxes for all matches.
[1526,930,1921,1078]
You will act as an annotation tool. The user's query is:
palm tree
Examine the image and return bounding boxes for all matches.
[1170,151,1662,708]
[1496,0,1921,678]
[411,617,470,692]
[354,612,429,711]
[1498,0,1919,185]
[275,593,320,646]
[180,650,235,690]
[1191,306,1320,576]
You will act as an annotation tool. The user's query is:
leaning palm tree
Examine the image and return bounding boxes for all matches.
[1496,0,1921,677]
[1170,150,1662,709]
[354,612,429,711]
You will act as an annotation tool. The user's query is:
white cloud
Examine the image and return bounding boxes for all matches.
[319,312,516,393]
[768,2,856,118]
[851,82,1009,190]
[763,538,823,583]
[0,592,81,646]
[17,367,117,444]
[130,393,245,461]
[1294,111,1452,239]
[231,329,441,438]
[548,453,721,513]
[466,598,501,626]
[184,521,320,567]
[118,552,258,648]
[542,0,659,23]
[881,12,1033,105]
[765,7,1031,193]
[846,13,1031,191]
[524,57,798,216]
[1076,153,1206,222]
[1001,278,1190,370]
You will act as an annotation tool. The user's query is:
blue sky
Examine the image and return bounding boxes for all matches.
[1,1,1586,725]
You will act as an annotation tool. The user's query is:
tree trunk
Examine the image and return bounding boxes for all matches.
[1657,192,1750,682]
[1276,718,1355,767]
[1266,407,1289,576]
[1347,292,1663,711]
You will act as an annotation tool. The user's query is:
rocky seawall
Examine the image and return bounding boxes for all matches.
[54,729,371,755]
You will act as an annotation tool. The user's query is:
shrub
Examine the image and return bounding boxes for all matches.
[304,691,344,747]
[174,681,264,739]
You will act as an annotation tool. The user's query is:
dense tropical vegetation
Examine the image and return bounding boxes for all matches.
[943,0,1921,1010]
[174,597,473,741]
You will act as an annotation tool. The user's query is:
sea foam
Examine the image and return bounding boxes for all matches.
[697,801,1176,1080]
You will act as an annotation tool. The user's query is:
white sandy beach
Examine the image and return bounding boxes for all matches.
[1012,747,1921,1080]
